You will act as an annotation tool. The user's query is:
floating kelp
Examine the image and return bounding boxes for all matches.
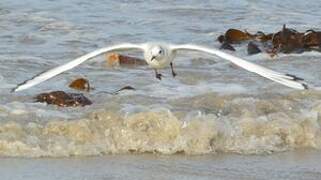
[69,78,91,92]
[35,91,92,107]
[105,53,147,67]
[220,29,252,43]
[271,25,305,53]
[113,86,136,94]
[217,25,321,56]
[97,85,136,95]
[253,31,273,42]
[217,28,252,51]
[302,30,321,51]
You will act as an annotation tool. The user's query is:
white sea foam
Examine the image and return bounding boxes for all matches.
[0,91,319,157]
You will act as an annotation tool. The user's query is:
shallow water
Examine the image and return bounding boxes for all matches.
[2,0,321,157]
[1,151,321,180]
[1,0,321,177]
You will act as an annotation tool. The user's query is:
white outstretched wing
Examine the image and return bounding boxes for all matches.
[12,43,144,92]
[171,44,308,90]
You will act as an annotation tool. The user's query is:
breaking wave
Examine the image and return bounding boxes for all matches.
[1,90,321,157]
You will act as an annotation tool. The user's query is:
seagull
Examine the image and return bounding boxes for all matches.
[12,42,308,92]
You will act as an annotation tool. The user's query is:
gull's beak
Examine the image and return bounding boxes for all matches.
[151,56,156,61]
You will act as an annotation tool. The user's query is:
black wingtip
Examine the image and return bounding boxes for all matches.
[10,87,17,93]
[285,74,304,81]
[302,83,309,90]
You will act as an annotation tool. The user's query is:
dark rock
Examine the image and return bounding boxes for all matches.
[247,42,262,55]
[220,42,236,51]
[35,91,92,107]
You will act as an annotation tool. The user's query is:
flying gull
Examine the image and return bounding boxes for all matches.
[12,42,308,92]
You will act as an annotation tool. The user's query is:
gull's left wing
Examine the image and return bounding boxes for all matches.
[12,43,145,92]
[170,44,308,90]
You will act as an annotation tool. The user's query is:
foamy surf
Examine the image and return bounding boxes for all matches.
[0,90,320,157]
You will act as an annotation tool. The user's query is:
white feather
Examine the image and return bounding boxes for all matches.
[170,44,308,90]
[12,42,308,92]
[12,43,144,92]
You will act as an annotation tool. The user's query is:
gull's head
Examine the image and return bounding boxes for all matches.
[150,45,165,61]
[144,43,172,68]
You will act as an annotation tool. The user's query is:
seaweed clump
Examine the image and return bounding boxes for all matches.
[217,25,321,56]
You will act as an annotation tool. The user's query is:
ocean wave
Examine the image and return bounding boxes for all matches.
[0,90,321,157]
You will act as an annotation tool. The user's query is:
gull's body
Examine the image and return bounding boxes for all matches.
[144,43,174,69]
[12,42,308,92]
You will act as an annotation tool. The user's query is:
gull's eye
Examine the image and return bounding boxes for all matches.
[159,49,163,54]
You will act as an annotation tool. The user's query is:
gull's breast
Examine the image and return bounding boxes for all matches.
[148,57,171,69]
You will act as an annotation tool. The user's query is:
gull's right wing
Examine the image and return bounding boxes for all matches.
[12,43,145,92]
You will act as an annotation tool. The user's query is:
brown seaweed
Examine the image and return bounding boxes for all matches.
[69,78,91,92]
[106,53,147,67]
[217,25,321,56]
[35,91,92,107]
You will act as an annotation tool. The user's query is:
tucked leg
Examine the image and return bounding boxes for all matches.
[154,69,162,80]
[170,62,177,77]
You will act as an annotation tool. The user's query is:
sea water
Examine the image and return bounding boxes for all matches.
[1,0,321,179]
